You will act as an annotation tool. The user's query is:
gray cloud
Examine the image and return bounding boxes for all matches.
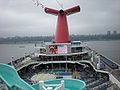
[0,0,120,37]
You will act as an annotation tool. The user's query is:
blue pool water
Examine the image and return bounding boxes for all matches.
[53,70,65,72]
[50,70,72,76]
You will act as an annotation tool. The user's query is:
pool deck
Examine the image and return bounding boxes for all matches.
[31,73,56,81]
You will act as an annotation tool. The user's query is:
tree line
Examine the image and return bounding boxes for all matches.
[0,34,120,44]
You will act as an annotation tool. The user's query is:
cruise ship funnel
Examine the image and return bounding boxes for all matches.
[45,6,80,43]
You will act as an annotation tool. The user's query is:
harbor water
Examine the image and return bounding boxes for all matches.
[86,40,120,65]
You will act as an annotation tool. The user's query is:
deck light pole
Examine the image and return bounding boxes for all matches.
[11,56,14,66]
[65,56,68,72]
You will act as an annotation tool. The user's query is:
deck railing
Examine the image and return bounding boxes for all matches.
[39,80,64,90]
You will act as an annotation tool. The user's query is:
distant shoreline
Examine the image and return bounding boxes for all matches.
[0,34,120,44]
[0,39,120,44]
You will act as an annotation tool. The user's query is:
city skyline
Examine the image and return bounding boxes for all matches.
[0,0,120,37]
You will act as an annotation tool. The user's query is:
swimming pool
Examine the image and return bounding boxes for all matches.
[32,78,86,90]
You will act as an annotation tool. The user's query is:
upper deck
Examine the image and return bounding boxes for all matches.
[34,41,89,56]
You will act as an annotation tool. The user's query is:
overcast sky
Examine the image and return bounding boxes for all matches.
[0,0,120,37]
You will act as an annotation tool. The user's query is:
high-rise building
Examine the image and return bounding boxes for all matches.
[107,31,111,35]
[113,31,117,35]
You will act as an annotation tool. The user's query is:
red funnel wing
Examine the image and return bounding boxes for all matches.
[44,7,58,16]
[65,6,80,16]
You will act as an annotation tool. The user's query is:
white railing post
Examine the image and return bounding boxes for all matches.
[97,55,100,70]
[39,81,45,90]
[91,51,94,62]
[47,87,53,90]
[11,56,14,66]
[61,80,64,90]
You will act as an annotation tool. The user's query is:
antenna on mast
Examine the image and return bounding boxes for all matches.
[55,0,64,9]
[32,0,45,9]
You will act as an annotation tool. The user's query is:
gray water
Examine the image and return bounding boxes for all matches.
[0,40,120,65]
[86,40,120,65]
[0,44,35,63]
